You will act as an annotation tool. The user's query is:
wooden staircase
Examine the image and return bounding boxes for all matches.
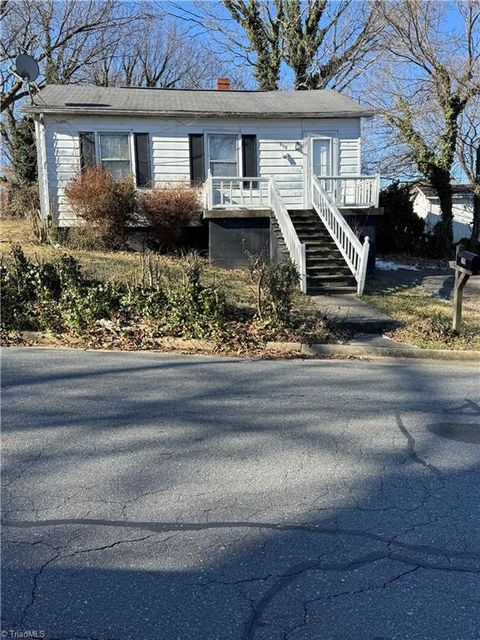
[288,210,356,295]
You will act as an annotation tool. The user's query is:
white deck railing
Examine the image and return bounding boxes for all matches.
[205,172,270,209]
[269,178,307,293]
[312,175,369,295]
[318,175,380,208]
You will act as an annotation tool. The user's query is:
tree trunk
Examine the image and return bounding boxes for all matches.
[430,173,454,256]
[472,146,480,244]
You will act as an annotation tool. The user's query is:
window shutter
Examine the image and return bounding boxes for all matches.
[242,135,258,188]
[189,134,205,185]
[134,133,152,187]
[80,132,96,170]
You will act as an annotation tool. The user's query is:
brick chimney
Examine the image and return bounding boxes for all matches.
[216,77,231,91]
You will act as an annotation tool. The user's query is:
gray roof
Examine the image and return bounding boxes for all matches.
[412,181,475,199]
[25,84,374,119]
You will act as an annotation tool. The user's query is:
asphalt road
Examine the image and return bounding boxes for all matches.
[2,348,480,640]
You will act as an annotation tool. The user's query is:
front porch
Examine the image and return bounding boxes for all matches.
[203,173,381,296]
[204,174,380,212]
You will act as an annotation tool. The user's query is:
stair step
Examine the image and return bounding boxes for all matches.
[308,285,357,295]
[305,240,337,247]
[306,248,341,256]
[308,273,355,283]
[295,225,326,234]
[307,256,346,265]
[307,266,352,276]
[288,212,316,219]
[292,220,322,226]
[296,230,332,238]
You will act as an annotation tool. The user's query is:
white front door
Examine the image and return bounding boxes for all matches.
[311,137,333,196]
[304,135,336,208]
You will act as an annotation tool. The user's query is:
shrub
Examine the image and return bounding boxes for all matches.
[164,253,226,338]
[65,166,137,250]
[0,246,226,345]
[0,245,63,331]
[250,257,300,326]
[7,181,40,219]
[140,184,199,249]
[377,182,427,255]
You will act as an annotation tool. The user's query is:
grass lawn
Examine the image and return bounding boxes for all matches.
[3,216,478,351]
[1,216,330,349]
[365,271,480,350]
[0,217,258,312]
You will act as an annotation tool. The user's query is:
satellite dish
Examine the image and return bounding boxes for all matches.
[15,54,39,83]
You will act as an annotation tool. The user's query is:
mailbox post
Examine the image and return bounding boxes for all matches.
[449,245,480,332]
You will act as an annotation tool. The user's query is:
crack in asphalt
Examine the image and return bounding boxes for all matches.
[2,448,44,489]
[282,566,420,640]
[16,533,159,627]
[7,517,480,637]
[242,550,480,640]
[4,518,480,562]
[3,403,479,638]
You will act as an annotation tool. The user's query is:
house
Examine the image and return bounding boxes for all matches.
[411,182,475,243]
[26,79,382,295]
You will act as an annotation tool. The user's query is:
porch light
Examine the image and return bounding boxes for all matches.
[295,141,303,152]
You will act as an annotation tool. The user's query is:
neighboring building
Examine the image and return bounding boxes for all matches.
[411,182,475,243]
[26,80,382,295]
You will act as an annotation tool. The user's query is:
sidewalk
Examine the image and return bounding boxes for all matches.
[310,293,396,332]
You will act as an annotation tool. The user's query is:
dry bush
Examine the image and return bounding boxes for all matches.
[6,182,40,219]
[140,183,199,249]
[65,166,136,250]
[0,182,10,217]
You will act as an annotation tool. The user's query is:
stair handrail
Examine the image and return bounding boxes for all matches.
[269,178,307,293]
[311,175,369,295]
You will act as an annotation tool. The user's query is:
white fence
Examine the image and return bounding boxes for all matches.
[312,176,369,295]
[269,178,307,293]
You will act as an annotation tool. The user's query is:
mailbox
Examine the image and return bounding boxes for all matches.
[456,250,480,275]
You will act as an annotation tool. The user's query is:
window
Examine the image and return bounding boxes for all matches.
[208,134,238,177]
[312,138,333,177]
[99,133,131,180]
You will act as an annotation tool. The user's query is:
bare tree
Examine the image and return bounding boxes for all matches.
[280,0,384,91]
[169,0,384,91]
[457,99,480,241]
[223,0,283,90]
[372,0,480,255]
[89,19,242,90]
[0,0,146,112]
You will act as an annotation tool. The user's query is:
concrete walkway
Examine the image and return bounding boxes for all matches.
[310,293,395,332]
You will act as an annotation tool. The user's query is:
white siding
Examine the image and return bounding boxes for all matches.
[41,114,362,225]
[412,189,474,243]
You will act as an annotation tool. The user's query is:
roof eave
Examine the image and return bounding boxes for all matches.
[24,106,376,119]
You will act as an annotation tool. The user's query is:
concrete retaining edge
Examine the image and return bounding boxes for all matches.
[9,332,480,362]
[300,342,480,362]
